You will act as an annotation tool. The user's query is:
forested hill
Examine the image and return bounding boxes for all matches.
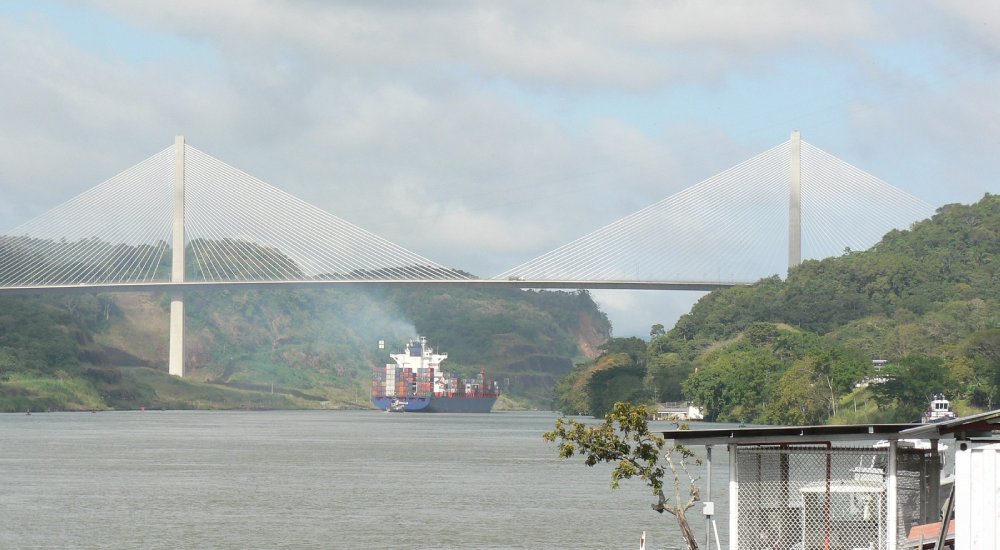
[0,285,610,412]
[555,194,1000,424]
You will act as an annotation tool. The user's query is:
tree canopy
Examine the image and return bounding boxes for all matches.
[552,194,1000,424]
[543,402,702,549]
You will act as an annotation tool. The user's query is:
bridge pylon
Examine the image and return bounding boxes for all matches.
[169,136,185,377]
[789,130,801,270]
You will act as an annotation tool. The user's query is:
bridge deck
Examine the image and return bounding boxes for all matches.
[0,279,745,294]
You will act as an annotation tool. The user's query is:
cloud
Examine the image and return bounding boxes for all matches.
[87,0,880,89]
[916,0,1000,56]
[3,1,1000,337]
[845,77,1000,206]
[591,289,705,338]
[0,20,161,208]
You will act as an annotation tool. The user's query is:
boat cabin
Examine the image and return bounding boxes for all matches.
[923,394,956,424]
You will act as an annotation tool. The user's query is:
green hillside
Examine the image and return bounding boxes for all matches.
[0,285,610,412]
[554,194,1000,423]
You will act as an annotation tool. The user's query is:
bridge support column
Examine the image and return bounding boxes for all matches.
[788,130,802,270]
[169,297,184,376]
[169,136,186,377]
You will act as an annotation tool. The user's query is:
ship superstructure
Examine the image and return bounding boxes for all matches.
[922,394,956,424]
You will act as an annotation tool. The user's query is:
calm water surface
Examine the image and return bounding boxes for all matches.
[0,410,729,549]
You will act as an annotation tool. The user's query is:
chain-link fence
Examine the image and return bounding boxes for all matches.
[735,445,889,550]
[896,447,944,546]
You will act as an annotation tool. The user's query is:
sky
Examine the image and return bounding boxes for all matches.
[1,1,998,337]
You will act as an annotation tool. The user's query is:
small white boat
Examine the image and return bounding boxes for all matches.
[873,438,949,458]
[922,394,956,424]
[385,398,406,413]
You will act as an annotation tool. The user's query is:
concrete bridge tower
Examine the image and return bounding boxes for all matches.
[169,136,185,377]
[789,130,802,270]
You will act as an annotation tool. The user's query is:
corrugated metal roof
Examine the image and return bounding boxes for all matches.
[660,423,921,445]
[901,408,1000,439]
[661,409,1000,445]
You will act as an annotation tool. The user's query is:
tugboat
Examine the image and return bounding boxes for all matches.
[371,337,499,413]
[921,394,956,424]
[385,398,407,413]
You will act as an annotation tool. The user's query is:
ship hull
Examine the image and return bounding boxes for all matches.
[372,395,497,413]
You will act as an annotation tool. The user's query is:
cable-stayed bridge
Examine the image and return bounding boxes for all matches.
[499,135,932,285]
[0,133,934,375]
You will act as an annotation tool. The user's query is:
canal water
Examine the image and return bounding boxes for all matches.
[0,410,730,549]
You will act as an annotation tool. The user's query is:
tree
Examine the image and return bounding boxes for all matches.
[646,353,690,402]
[793,348,864,419]
[963,329,1000,408]
[543,402,702,550]
[598,337,648,365]
[682,348,782,422]
[745,322,779,347]
[586,362,648,418]
[870,355,948,421]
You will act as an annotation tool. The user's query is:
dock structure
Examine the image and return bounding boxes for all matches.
[663,422,968,550]
[902,410,1000,550]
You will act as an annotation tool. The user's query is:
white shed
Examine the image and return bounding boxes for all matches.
[662,423,946,550]
[663,411,1000,550]
[955,440,1000,550]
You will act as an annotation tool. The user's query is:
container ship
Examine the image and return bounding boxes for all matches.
[371,337,499,413]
